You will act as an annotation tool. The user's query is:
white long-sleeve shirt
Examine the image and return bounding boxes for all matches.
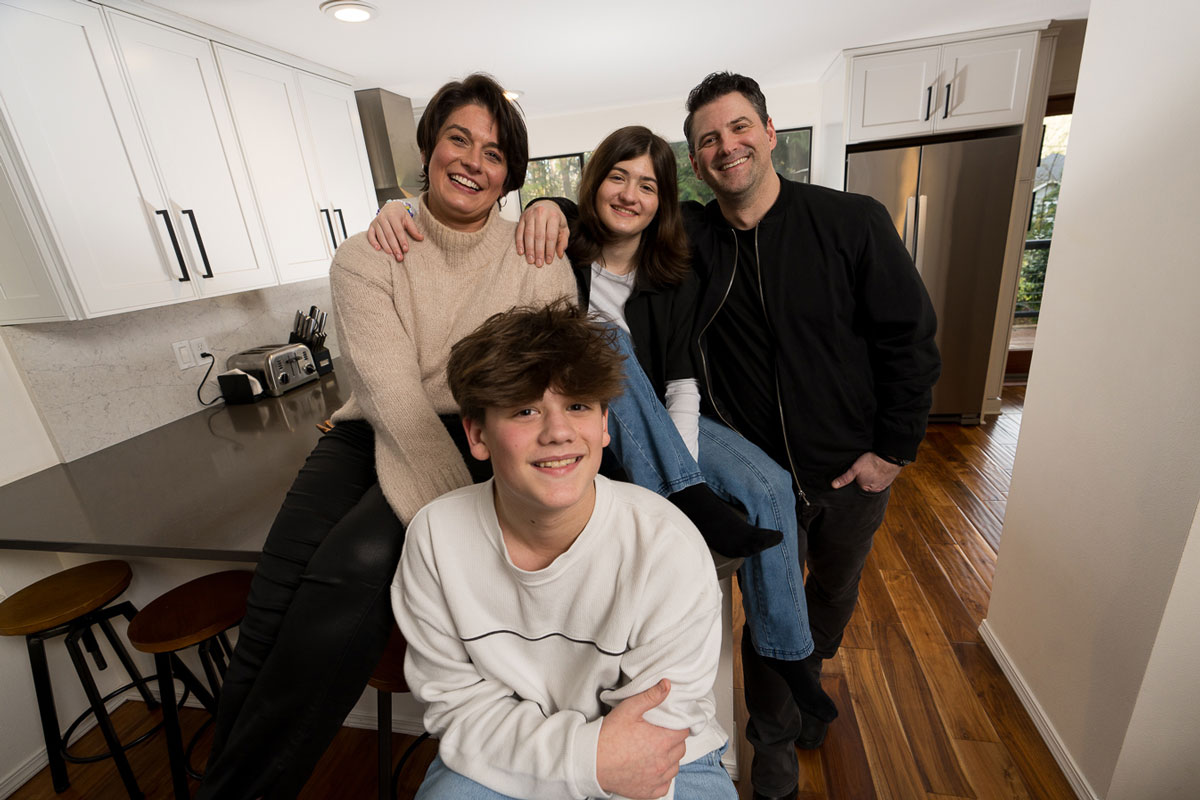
[393,475,727,800]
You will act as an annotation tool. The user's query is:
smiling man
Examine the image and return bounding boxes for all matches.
[681,72,941,800]
[394,301,737,800]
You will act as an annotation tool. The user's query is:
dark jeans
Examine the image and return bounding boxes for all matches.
[742,482,890,795]
[199,417,484,800]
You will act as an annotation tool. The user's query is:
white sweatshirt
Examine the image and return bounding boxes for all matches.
[393,475,727,800]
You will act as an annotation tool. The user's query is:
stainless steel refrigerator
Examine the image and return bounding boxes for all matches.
[846,133,1021,423]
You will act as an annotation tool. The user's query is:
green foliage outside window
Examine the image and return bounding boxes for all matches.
[1015,114,1070,325]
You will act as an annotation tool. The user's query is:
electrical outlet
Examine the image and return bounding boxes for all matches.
[172,340,195,370]
[189,337,210,364]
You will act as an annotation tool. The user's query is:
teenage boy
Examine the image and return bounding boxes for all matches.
[393,301,736,800]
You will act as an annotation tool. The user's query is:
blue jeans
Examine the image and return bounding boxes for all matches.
[414,746,736,800]
[606,330,814,660]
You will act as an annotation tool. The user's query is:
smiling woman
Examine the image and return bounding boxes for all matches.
[194,73,576,800]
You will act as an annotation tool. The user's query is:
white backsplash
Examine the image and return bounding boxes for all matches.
[3,279,340,462]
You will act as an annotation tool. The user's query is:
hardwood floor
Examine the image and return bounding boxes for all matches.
[12,386,1074,799]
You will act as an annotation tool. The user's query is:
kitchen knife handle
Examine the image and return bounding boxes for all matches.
[181,209,213,278]
[925,86,932,121]
[320,208,337,250]
[943,83,951,119]
[335,208,348,239]
[155,209,190,282]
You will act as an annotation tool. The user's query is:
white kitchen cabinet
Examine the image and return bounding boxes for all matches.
[297,73,379,246]
[848,31,1038,143]
[106,12,276,297]
[0,0,195,318]
[0,150,66,322]
[217,46,373,284]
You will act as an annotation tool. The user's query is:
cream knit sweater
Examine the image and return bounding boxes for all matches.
[329,201,575,523]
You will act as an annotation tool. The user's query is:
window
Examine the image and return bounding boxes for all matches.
[672,127,812,206]
[519,153,584,209]
[518,126,813,211]
[1015,113,1071,326]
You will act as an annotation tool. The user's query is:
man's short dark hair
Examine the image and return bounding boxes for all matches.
[683,72,770,155]
[448,300,626,422]
[416,73,529,195]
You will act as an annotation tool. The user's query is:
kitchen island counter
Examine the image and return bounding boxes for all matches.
[0,372,348,561]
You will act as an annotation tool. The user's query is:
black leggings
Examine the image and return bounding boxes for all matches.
[198,417,485,799]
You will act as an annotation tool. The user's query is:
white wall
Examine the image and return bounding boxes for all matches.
[525,82,821,162]
[1106,500,1200,797]
[982,0,1200,797]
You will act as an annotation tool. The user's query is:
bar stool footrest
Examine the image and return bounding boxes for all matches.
[60,673,190,764]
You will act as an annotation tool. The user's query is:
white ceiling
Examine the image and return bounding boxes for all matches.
[141,0,1090,118]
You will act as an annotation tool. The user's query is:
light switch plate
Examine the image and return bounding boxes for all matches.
[172,340,195,370]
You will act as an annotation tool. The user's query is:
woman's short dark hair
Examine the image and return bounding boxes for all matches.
[448,299,625,422]
[568,125,691,290]
[683,72,769,155]
[416,73,529,195]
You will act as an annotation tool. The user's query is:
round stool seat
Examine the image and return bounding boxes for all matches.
[127,570,253,654]
[0,560,132,637]
[368,624,410,694]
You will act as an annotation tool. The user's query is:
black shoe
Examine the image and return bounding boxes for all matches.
[752,789,798,800]
[796,712,829,750]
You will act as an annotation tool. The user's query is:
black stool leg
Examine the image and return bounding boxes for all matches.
[26,633,70,792]
[377,689,392,800]
[64,629,144,800]
[107,603,159,709]
[155,652,191,800]
[98,615,157,709]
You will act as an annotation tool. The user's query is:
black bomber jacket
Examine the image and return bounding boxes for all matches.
[685,177,941,488]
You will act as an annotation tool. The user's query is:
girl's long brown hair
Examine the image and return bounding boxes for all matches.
[568,126,691,290]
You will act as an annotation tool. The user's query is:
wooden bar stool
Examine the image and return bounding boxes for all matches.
[0,560,158,799]
[369,623,430,800]
[127,570,253,800]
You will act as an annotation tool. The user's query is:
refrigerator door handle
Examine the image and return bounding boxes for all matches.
[915,194,929,275]
[903,195,917,260]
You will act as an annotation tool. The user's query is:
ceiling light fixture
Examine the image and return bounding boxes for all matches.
[504,90,523,102]
[319,1,376,23]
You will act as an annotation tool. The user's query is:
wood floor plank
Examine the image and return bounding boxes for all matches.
[843,646,928,799]
[870,521,911,572]
[928,543,991,626]
[928,502,997,588]
[951,739,1034,800]
[855,553,901,626]
[882,570,998,742]
[941,479,1004,552]
[874,623,975,798]
[888,509,980,644]
[818,673,878,800]
[952,642,1080,800]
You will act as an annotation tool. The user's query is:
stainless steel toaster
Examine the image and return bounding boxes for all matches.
[226,343,319,397]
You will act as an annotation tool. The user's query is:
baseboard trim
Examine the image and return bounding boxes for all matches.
[977,620,1098,800]
[0,694,124,800]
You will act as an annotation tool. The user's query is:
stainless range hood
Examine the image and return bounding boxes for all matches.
[354,88,423,205]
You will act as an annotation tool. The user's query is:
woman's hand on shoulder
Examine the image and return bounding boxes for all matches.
[515,200,569,268]
[367,199,424,262]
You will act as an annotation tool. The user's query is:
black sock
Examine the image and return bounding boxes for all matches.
[667,484,783,557]
[760,653,838,723]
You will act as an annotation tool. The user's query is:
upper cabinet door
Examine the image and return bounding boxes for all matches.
[848,46,941,143]
[0,151,65,322]
[216,46,338,284]
[107,13,276,297]
[938,33,1037,132]
[297,73,379,243]
[0,0,194,316]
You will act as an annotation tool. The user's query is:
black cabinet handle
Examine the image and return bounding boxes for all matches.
[944,82,951,119]
[181,209,213,278]
[320,208,337,250]
[925,86,932,121]
[335,208,347,239]
[155,209,190,282]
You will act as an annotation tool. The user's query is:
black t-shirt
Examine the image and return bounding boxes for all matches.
[705,227,789,468]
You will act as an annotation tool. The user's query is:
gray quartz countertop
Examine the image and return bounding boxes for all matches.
[0,372,347,562]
